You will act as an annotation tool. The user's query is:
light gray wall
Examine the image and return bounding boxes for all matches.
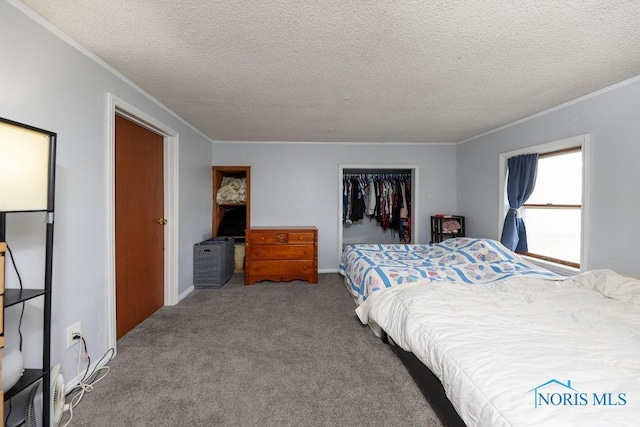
[457,77,640,277]
[212,142,458,269]
[1,2,212,387]
[343,218,402,245]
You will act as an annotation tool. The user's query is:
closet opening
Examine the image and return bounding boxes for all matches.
[338,165,419,256]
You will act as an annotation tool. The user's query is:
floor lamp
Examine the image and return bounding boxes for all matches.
[0,117,56,426]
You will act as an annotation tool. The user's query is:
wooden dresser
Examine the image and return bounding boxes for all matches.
[245,227,318,285]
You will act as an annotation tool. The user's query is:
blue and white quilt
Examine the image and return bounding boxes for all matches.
[339,238,559,305]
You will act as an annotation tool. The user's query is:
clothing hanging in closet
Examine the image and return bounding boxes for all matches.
[343,173,411,243]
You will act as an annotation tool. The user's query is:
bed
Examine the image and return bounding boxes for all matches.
[340,239,640,425]
[339,238,559,306]
[355,269,640,426]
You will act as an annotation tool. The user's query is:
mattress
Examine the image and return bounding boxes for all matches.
[339,238,558,306]
[355,269,640,426]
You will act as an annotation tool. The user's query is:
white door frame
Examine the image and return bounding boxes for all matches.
[338,164,419,259]
[106,94,180,353]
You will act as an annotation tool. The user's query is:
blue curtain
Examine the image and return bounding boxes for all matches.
[500,153,538,252]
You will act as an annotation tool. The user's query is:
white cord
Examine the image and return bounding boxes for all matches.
[59,345,114,427]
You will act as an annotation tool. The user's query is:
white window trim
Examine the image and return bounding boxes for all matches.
[498,134,591,274]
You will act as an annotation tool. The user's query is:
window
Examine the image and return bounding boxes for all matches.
[499,135,590,272]
[522,148,581,267]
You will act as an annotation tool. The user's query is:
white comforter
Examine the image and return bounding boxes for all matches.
[356,270,640,426]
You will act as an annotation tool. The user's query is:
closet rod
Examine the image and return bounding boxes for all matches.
[343,174,411,180]
[343,168,411,175]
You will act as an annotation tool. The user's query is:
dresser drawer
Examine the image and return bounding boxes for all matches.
[247,231,278,244]
[287,232,315,243]
[247,230,316,245]
[248,245,314,260]
[247,260,314,276]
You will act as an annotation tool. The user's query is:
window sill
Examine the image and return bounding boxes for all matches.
[522,255,580,277]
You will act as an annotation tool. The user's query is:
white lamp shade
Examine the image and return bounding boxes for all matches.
[0,121,51,212]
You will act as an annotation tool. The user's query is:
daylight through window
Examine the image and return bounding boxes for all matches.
[521,147,582,267]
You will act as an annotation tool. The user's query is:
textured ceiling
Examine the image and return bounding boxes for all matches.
[18,0,640,142]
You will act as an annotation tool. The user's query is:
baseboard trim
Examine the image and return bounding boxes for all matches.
[178,285,195,302]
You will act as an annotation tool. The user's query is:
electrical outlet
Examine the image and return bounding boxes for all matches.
[66,322,82,348]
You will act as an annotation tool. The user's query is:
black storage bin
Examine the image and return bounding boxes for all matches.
[193,237,234,288]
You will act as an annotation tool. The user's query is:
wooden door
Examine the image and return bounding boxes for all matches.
[115,115,164,339]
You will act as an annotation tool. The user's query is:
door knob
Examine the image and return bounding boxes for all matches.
[157,218,168,225]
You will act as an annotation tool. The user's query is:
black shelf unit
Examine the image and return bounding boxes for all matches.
[4,289,48,307]
[430,215,466,243]
[1,117,56,426]
[5,369,45,400]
